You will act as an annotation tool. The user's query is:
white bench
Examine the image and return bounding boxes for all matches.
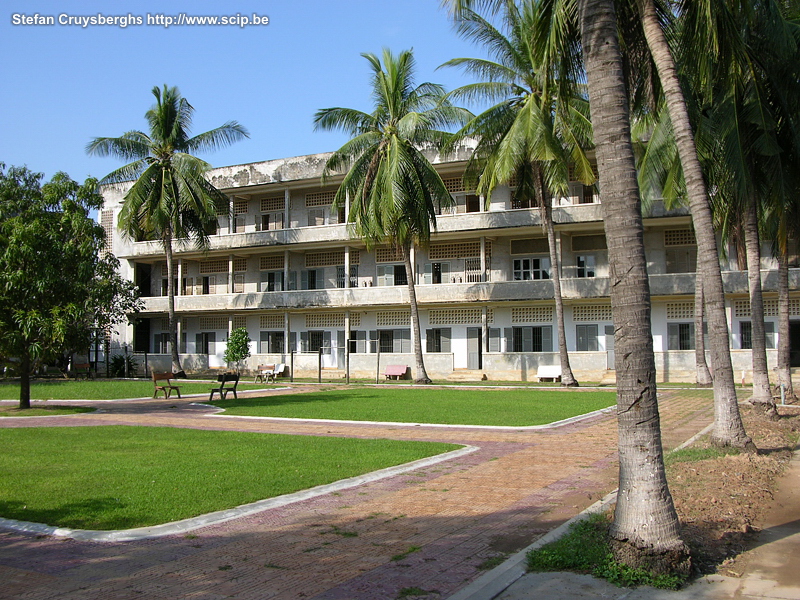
[536,365,562,382]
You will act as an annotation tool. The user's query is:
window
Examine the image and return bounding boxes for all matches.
[576,324,599,351]
[259,331,284,354]
[307,209,325,227]
[378,329,411,353]
[576,255,596,278]
[424,262,450,284]
[665,247,697,274]
[260,271,284,292]
[259,212,284,231]
[509,326,553,352]
[301,269,324,290]
[513,257,550,280]
[668,323,695,350]
[300,330,326,353]
[740,321,775,349]
[426,328,451,353]
[161,278,177,296]
[377,264,407,286]
[233,274,244,293]
[195,332,216,355]
[181,277,194,295]
[336,265,358,288]
[201,275,215,295]
[349,330,368,353]
[155,332,170,354]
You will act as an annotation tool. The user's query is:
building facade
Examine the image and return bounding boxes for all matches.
[100,145,800,382]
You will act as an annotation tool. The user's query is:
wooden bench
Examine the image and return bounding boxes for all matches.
[209,373,239,401]
[536,365,562,383]
[254,364,276,384]
[384,365,409,380]
[152,372,182,399]
[71,363,93,380]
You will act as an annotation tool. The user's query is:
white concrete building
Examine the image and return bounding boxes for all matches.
[99,145,800,382]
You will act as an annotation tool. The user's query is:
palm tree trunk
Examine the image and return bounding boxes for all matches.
[164,235,183,375]
[19,350,31,409]
[742,200,776,415]
[694,270,712,385]
[777,248,798,402]
[639,0,751,448]
[536,167,577,386]
[580,0,689,575]
[402,244,431,384]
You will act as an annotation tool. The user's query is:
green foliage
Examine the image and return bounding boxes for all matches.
[391,545,421,561]
[209,387,615,426]
[0,426,458,529]
[527,514,685,590]
[0,164,141,408]
[224,327,251,372]
[109,354,139,378]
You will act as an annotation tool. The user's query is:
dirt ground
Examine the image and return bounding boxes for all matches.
[667,402,800,577]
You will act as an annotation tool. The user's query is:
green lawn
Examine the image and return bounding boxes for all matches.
[0,426,458,530]
[0,379,270,401]
[211,387,616,426]
[0,405,95,417]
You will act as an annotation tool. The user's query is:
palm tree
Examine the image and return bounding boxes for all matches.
[442,1,592,387]
[579,0,689,573]
[314,49,469,384]
[88,85,248,374]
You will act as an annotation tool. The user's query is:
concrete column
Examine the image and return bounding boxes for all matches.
[344,245,351,288]
[176,318,182,355]
[177,259,183,296]
[228,255,234,293]
[482,306,489,352]
[284,311,290,354]
[284,188,290,230]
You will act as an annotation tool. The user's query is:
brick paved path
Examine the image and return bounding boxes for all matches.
[0,387,713,600]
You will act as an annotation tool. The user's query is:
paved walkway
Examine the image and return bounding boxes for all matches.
[0,387,714,600]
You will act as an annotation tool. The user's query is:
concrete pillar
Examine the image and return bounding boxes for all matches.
[284,188,290,230]
[480,236,487,282]
[344,245,351,288]
[177,258,183,296]
[228,255,234,293]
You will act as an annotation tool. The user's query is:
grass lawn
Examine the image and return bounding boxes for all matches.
[0,426,458,530]
[210,387,616,426]
[0,405,94,417]
[0,379,270,401]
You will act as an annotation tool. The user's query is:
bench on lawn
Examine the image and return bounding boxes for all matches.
[271,363,287,381]
[384,365,409,380]
[536,365,562,383]
[254,364,276,384]
[152,372,182,399]
[71,363,93,380]
[209,373,239,401]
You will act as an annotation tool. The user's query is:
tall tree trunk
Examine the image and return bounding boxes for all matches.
[164,235,183,375]
[19,350,31,409]
[580,0,689,575]
[536,167,578,386]
[639,0,751,448]
[742,200,777,416]
[403,244,431,384]
[694,270,712,385]
[777,246,797,402]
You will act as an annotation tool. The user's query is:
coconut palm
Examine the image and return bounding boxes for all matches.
[579,0,690,575]
[314,49,469,384]
[443,0,689,572]
[87,85,248,374]
[442,0,592,387]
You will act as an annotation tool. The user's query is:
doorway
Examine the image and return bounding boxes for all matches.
[467,327,482,369]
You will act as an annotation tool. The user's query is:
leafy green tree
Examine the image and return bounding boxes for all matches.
[0,164,140,408]
[224,327,252,374]
[87,85,248,375]
[314,49,469,384]
[443,1,593,387]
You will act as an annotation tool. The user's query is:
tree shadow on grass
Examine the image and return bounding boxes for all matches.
[0,498,146,531]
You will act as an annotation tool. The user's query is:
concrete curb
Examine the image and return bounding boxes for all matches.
[446,422,716,600]
[201,405,617,431]
[0,445,478,543]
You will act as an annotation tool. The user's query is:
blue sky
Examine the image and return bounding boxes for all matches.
[1,1,488,183]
